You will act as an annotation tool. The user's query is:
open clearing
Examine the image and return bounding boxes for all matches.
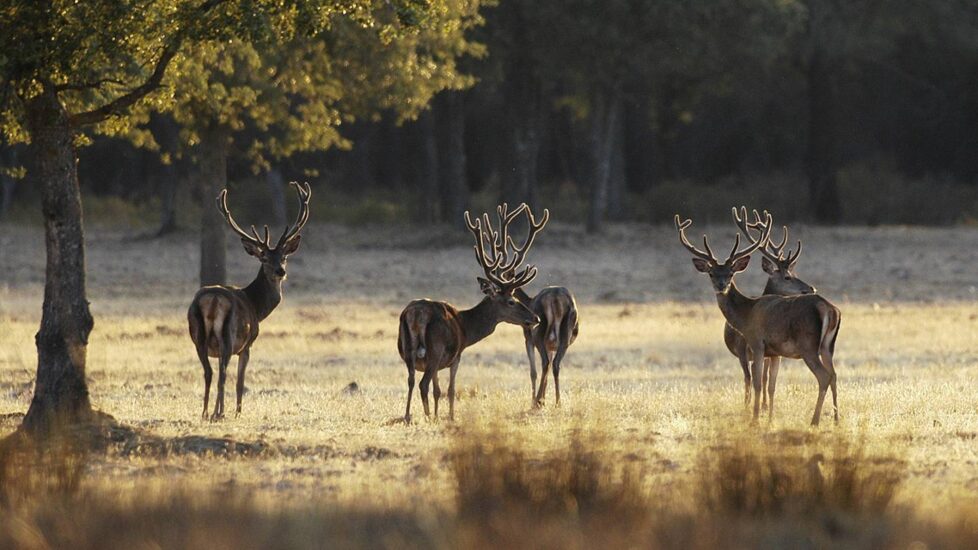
[1,222,977,520]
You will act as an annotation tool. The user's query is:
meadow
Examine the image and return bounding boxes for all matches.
[1,221,977,548]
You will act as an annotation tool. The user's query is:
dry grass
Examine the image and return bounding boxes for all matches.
[0,222,978,547]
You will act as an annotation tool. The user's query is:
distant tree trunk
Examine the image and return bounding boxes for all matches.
[155,169,180,237]
[150,114,182,237]
[586,94,622,234]
[507,118,540,208]
[607,115,627,220]
[0,146,18,221]
[806,50,842,223]
[439,93,469,227]
[265,167,287,227]
[414,110,439,224]
[198,126,228,286]
[21,88,94,435]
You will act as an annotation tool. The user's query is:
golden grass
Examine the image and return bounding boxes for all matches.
[1,224,978,547]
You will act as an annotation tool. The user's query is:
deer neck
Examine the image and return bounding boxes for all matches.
[715,282,756,332]
[458,297,499,348]
[243,268,283,321]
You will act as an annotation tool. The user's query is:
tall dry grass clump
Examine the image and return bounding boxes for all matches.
[451,426,652,548]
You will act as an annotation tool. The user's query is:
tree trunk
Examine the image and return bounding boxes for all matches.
[151,114,182,237]
[806,50,842,223]
[438,93,468,227]
[0,146,17,221]
[21,89,94,434]
[415,110,439,224]
[607,114,627,220]
[586,94,622,234]
[265,167,287,227]
[198,126,228,286]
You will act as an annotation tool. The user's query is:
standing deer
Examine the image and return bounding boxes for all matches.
[674,211,841,425]
[726,208,817,409]
[188,181,311,420]
[514,285,578,407]
[397,203,544,423]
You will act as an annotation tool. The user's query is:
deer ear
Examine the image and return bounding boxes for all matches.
[478,277,499,296]
[691,258,711,273]
[279,235,301,256]
[730,255,751,273]
[242,239,264,258]
[761,256,778,274]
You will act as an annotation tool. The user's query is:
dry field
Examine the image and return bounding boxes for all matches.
[1,221,978,547]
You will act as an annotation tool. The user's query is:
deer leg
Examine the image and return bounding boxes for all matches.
[196,344,213,420]
[738,350,751,407]
[419,367,434,418]
[766,356,781,421]
[448,358,460,421]
[235,348,250,417]
[213,322,232,421]
[525,327,537,402]
[761,358,770,410]
[802,355,831,427]
[404,363,416,424]
[533,338,551,407]
[821,348,839,423]
[552,342,569,407]
[750,343,765,423]
[433,371,442,419]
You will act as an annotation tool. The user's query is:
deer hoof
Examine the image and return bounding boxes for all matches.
[404,414,412,425]
[210,413,225,422]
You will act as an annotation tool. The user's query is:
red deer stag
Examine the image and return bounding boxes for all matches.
[726,207,817,409]
[188,182,311,420]
[515,286,578,407]
[397,203,543,423]
[674,211,841,425]
[506,212,578,407]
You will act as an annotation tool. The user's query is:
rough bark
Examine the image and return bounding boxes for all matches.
[438,93,469,227]
[198,126,229,286]
[806,50,842,223]
[586,94,622,234]
[21,89,94,435]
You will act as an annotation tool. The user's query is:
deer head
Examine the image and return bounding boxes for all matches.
[464,203,548,327]
[732,207,815,295]
[675,211,772,294]
[217,181,311,282]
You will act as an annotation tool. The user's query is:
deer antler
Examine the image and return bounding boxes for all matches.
[218,189,271,248]
[676,211,772,266]
[217,182,312,251]
[732,207,802,265]
[464,203,546,291]
[275,182,312,249]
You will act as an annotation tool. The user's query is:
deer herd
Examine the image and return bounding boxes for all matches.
[188,182,840,427]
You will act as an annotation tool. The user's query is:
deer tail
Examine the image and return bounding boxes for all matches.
[818,302,841,354]
[403,309,430,360]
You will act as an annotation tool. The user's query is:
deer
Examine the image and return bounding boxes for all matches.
[514,285,578,407]
[397,203,544,423]
[188,181,311,420]
[726,208,817,410]
[674,210,841,425]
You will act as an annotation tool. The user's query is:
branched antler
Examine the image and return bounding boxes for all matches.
[464,202,548,291]
[676,211,772,265]
[216,181,312,251]
[732,207,802,266]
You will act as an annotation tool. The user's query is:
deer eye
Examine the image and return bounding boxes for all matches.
[507,299,516,306]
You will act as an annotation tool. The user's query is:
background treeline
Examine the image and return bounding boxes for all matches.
[3,0,978,231]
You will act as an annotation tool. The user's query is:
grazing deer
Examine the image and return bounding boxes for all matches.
[397,203,544,423]
[674,210,841,425]
[726,208,817,409]
[188,181,311,420]
[514,285,579,407]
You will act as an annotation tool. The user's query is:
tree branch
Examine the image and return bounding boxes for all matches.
[55,77,128,93]
[67,0,228,127]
